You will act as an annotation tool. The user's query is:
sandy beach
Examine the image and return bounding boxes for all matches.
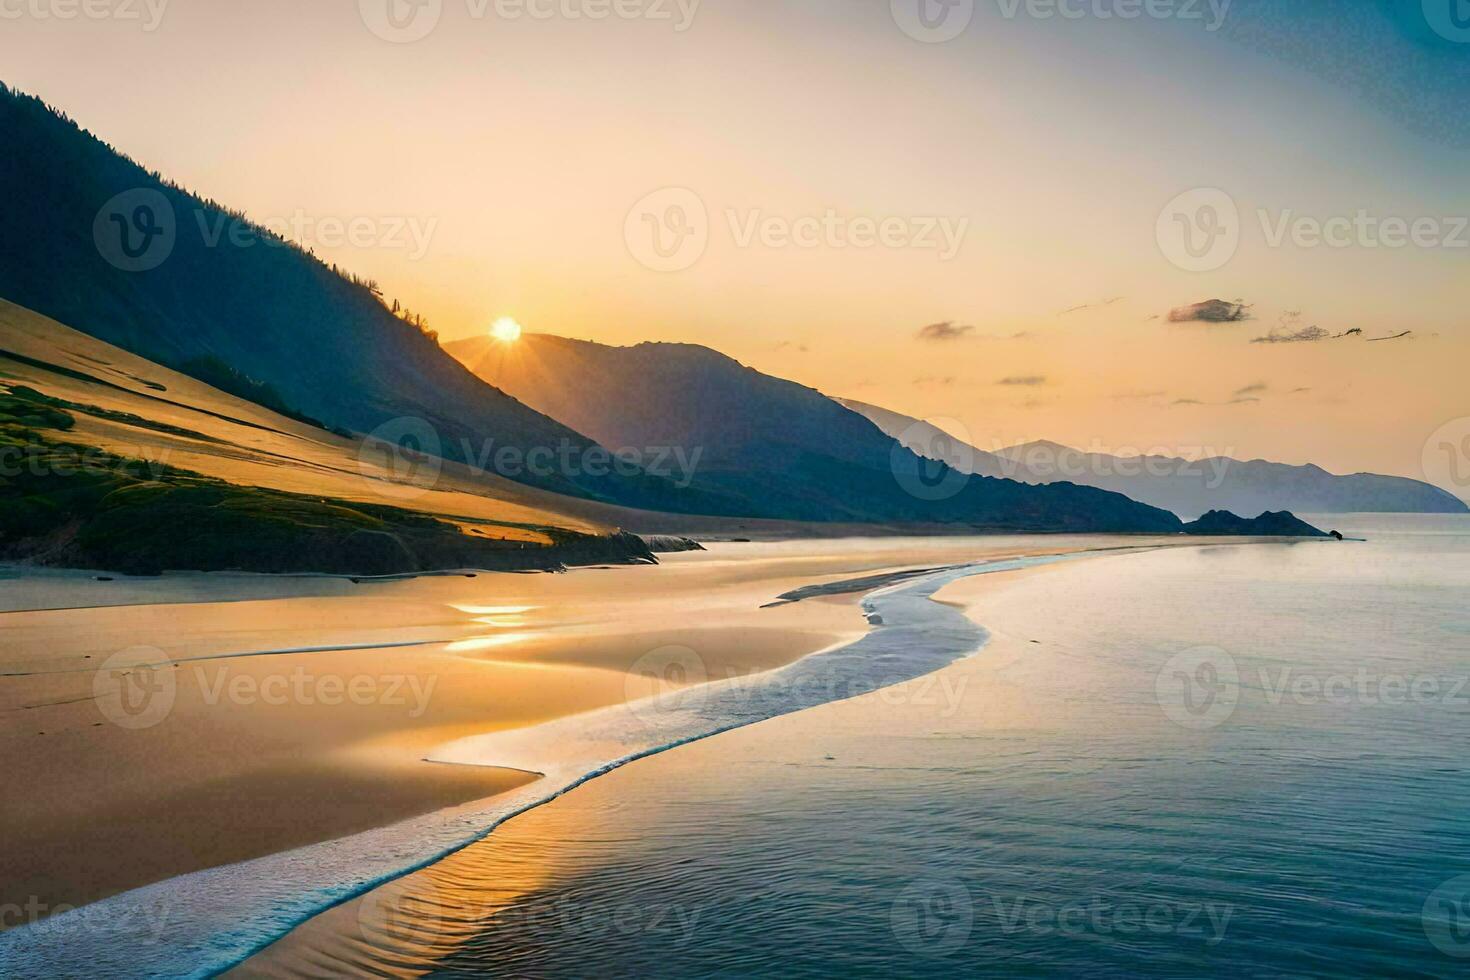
[0,535,1166,924]
[0,531,1312,980]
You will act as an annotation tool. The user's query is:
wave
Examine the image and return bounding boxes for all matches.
[0,550,1105,979]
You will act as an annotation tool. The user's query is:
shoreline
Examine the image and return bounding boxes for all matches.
[0,535,1308,978]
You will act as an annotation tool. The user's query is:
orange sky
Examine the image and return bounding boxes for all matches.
[1,0,1466,485]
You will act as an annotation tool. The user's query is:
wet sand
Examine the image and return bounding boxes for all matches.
[0,536,1137,921]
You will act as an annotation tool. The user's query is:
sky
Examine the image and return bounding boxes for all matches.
[2,0,1467,483]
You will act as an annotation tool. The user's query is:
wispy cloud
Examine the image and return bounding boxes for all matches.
[916,321,974,342]
[1168,299,1253,324]
[1057,296,1123,316]
[913,375,957,387]
[1253,324,1333,344]
[996,375,1047,387]
[1234,382,1269,396]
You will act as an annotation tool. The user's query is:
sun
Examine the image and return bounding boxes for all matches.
[490,317,523,343]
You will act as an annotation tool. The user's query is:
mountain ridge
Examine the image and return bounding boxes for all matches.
[841,399,1466,519]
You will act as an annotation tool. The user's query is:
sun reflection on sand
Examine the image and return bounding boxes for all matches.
[445,634,536,653]
[449,604,537,616]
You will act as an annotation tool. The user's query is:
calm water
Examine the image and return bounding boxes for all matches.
[409,515,1470,978]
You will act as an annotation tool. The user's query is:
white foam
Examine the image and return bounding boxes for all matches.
[0,551,1088,979]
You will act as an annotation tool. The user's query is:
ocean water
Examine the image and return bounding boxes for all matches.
[0,547,1104,979]
[383,515,1470,978]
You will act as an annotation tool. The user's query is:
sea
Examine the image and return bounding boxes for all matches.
[396,514,1470,978]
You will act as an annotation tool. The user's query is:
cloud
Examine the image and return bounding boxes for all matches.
[1058,296,1123,316]
[913,375,957,387]
[1173,395,1260,407]
[916,321,975,342]
[1234,383,1269,396]
[1367,330,1413,342]
[1167,299,1253,324]
[1252,325,1373,344]
[1252,325,1330,344]
[774,341,810,353]
[996,375,1047,387]
[1290,387,1313,394]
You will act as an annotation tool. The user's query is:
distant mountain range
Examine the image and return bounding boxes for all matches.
[839,399,1467,519]
[450,333,1202,533]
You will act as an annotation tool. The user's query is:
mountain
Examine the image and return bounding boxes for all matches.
[0,300,664,575]
[1182,510,1330,537]
[447,333,1190,532]
[839,399,1468,520]
[0,82,715,514]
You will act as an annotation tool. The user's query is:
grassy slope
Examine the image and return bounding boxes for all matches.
[0,384,653,576]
